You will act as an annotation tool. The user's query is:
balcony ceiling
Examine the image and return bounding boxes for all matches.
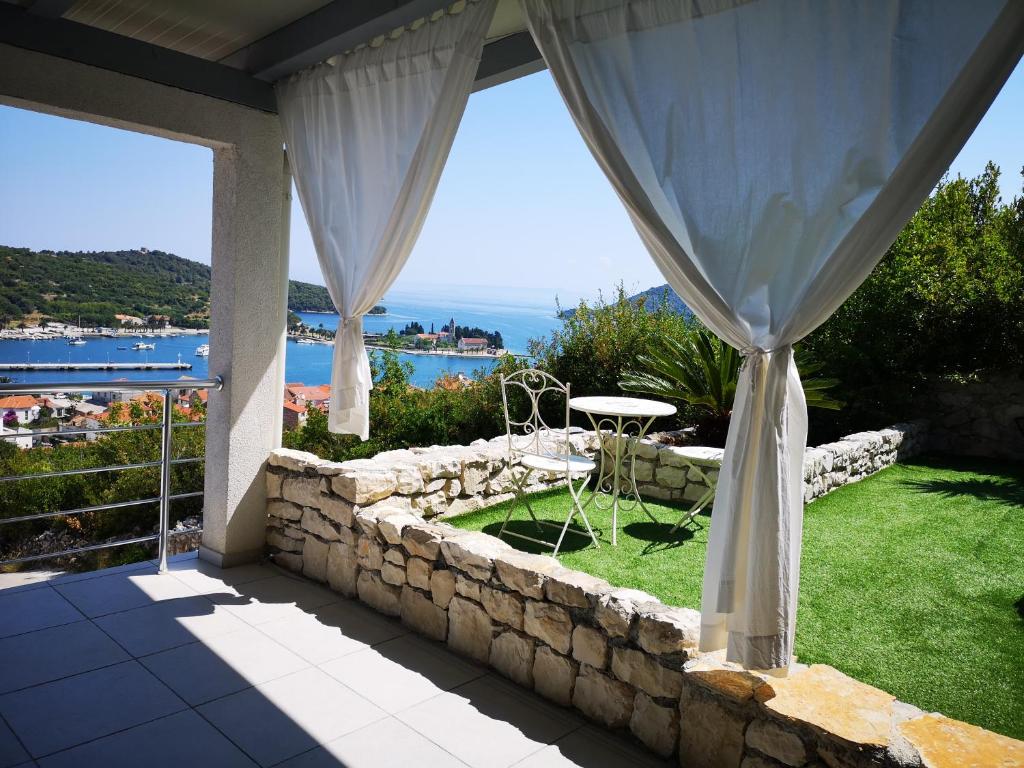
[0,0,540,112]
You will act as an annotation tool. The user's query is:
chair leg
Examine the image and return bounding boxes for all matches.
[499,467,541,543]
[670,486,715,534]
[569,473,600,549]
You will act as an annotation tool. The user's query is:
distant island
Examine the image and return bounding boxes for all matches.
[558,283,693,319]
[628,283,692,317]
[0,245,346,328]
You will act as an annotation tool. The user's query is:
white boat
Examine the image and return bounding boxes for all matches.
[195,343,210,357]
[296,338,316,345]
[66,338,86,346]
[132,341,156,351]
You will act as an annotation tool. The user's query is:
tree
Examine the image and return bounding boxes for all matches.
[804,163,1024,435]
[3,410,18,429]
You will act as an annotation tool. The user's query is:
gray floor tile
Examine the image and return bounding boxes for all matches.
[397,676,582,768]
[320,635,485,714]
[36,710,256,768]
[140,625,308,705]
[513,726,668,768]
[53,569,197,618]
[0,588,83,639]
[197,667,386,767]
[0,661,186,758]
[164,559,276,596]
[0,717,29,768]
[257,600,407,665]
[210,575,342,626]
[94,594,247,657]
[0,621,129,694]
[48,561,154,587]
[278,717,469,768]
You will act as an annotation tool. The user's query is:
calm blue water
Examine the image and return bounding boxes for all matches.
[0,286,564,389]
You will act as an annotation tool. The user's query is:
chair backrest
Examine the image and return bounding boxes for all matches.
[500,368,571,459]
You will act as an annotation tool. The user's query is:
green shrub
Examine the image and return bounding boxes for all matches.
[804,163,1024,437]
[282,349,527,463]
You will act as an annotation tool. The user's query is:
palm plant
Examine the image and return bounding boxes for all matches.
[619,328,842,445]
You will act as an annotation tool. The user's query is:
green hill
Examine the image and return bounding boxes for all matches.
[0,245,338,327]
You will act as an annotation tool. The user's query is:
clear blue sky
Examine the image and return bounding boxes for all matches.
[1,62,1021,301]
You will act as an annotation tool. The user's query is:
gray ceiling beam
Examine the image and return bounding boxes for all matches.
[474,31,544,92]
[221,0,454,82]
[0,4,277,113]
[28,0,77,19]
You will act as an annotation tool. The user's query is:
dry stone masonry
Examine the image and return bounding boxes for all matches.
[262,419,1022,766]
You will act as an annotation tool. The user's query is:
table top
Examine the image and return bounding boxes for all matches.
[568,395,677,418]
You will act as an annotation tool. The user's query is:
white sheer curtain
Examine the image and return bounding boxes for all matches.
[277,0,495,438]
[521,0,1023,670]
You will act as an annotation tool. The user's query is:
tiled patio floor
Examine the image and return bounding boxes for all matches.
[0,554,667,768]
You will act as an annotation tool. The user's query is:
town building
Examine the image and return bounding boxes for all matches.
[457,337,488,353]
[0,423,33,449]
[42,396,73,418]
[282,400,308,429]
[0,395,40,424]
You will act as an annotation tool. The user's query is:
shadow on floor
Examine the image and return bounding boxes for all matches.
[0,556,669,767]
[480,519,600,555]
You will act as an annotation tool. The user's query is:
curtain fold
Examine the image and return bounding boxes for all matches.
[277,0,496,438]
[521,0,1024,670]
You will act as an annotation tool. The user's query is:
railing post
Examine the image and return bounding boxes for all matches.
[157,388,173,573]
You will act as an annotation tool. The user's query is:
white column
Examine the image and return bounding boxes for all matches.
[0,44,291,567]
[201,147,291,567]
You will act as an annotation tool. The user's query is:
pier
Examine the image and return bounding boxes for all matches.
[0,362,192,371]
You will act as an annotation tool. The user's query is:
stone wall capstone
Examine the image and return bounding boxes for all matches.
[260,419,1024,765]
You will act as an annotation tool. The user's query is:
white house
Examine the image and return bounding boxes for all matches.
[0,395,40,425]
[0,424,33,450]
[42,396,74,418]
[457,337,488,353]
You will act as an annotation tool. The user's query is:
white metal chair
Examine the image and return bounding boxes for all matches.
[498,369,599,556]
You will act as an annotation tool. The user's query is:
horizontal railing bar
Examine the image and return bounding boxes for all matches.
[0,423,164,440]
[0,533,160,566]
[0,460,162,484]
[0,421,209,441]
[0,377,222,395]
[0,487,204,525]
[0,497,162,525]
[169,457,204,466]
[168,491,203,501]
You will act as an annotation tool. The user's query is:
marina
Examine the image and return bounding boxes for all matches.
[0,361,192,371]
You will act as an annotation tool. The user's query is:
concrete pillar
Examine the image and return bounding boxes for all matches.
[201,146,290,567]
[0,44,289,567]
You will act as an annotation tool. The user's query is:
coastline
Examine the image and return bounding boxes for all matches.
[364,343,525,360]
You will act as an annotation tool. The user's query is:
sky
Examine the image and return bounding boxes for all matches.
[1,60,1022,303]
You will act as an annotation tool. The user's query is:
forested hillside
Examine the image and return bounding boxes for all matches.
[0,246,336,327]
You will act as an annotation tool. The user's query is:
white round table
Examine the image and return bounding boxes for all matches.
[568,396,677,545]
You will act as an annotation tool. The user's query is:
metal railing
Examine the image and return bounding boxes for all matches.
[0,377,222,572]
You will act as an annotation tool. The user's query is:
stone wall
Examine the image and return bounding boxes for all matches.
[265,420,927,539]
[803,421,928,503]
[262,442,1020,766]
[925,369,1024,462]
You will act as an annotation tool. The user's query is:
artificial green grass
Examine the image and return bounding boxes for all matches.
[449,455,1024,740]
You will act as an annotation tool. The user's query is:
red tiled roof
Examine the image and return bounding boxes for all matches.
[460,337,486,344]
[283,401,306,414]
[0,396,39,409]
[290,385,331,401]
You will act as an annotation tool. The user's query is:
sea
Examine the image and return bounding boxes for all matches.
[0,286,568,390]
